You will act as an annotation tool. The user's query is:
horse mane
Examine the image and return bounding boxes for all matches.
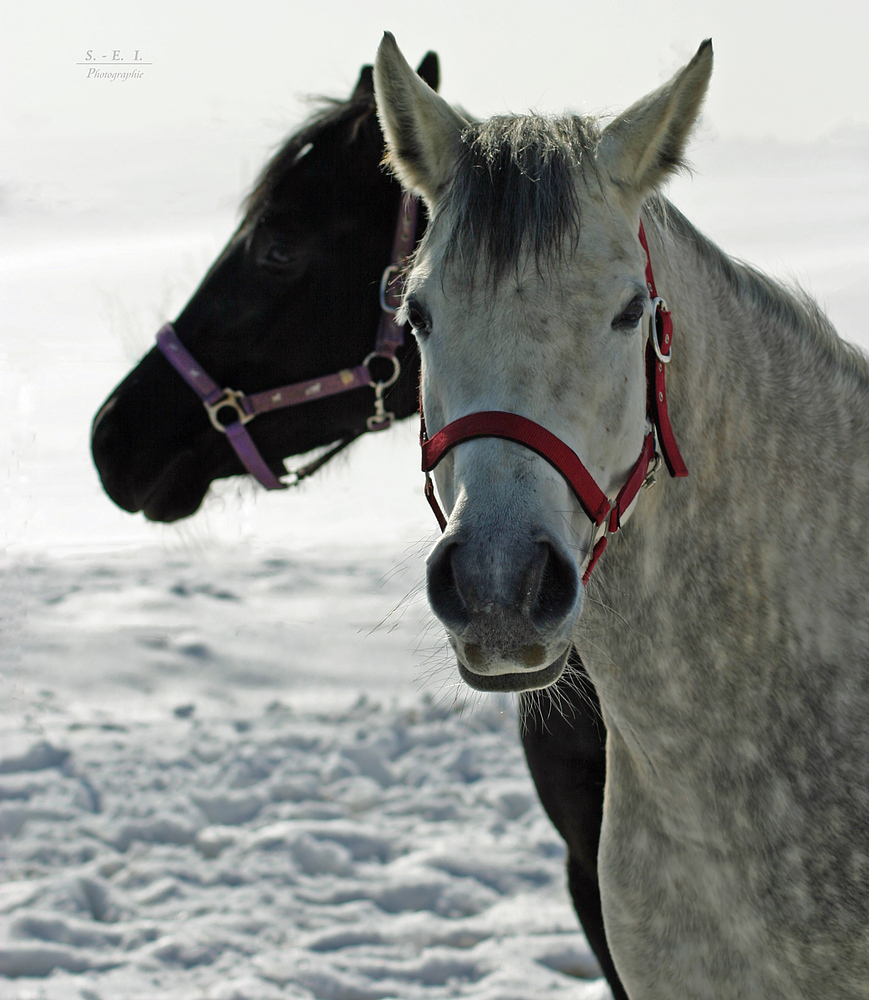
[438,114,601,285]
[242,90,378,222]
[648,196,869,393]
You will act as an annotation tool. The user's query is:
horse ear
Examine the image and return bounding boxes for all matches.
[598,40,713,206]
[416,52,439,92]
[351,65,374,101]
[375,32,468,207]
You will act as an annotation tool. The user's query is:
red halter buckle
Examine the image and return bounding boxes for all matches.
[420,220,687,584]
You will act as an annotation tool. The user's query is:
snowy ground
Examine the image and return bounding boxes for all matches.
[1,548,604,1000]
[2,119,868,999]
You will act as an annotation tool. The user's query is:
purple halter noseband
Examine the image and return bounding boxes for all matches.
[156,195,419,490]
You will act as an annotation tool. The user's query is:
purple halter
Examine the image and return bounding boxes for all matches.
[156,195,419,490]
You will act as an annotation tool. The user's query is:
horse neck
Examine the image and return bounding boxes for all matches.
[646,197,869,536]
[586,200,869,730]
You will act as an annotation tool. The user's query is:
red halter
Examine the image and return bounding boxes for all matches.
[420,221,688,585]
[156,195,419,490]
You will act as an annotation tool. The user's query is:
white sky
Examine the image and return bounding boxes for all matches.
[3,0,869,140]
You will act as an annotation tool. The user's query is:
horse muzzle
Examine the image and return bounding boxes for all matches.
[427,530,581,692]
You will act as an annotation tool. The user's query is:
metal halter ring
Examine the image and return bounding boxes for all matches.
[363,352,401,390]
[379,264,402,314]
[205,388,254,433]
[650,297,672,364]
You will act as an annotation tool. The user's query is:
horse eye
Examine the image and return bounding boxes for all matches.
[261,241,309,279]
[404,299,432,337]
[264,244,297,267]
[612,295,647,330]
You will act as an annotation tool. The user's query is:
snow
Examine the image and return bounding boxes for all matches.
[0,689,603,999]
[3,117,868,999]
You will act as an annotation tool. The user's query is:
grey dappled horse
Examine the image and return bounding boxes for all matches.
[375,32,869,999]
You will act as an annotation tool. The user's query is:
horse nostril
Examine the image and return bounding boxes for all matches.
[529,541,579,631]
[426,540,470,633]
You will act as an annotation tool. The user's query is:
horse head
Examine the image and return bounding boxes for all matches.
[91,53,438,522]
[375,33,711,692]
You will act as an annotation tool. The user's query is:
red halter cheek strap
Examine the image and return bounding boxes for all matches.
[420,221,688,585]
[639,222,688,481]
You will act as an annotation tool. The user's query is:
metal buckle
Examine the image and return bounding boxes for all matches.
[205,389,254,433]
[364,352,401,431]
[379,264,402,314]
[650,297,672,364]
[642,450,662,490]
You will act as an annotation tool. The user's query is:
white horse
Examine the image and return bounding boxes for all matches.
[374,32,869,999]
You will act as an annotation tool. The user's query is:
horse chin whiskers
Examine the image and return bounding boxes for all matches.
[413,644,486,720]
[409,609,464,701]
[520,684,571,737]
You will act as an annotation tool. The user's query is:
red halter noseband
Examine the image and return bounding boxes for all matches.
[156,195,419,490]
[420,221,688,585]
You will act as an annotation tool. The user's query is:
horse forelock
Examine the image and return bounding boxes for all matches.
[436,113,602,286]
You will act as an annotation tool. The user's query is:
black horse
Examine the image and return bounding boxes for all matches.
[90,57,624,1000]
